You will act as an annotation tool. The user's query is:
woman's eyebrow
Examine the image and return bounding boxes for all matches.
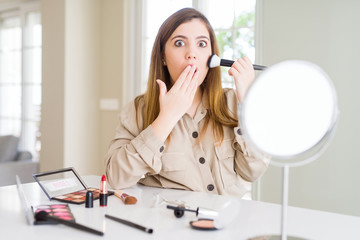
[197,35,210,40]
[171,35,210,41]
[171,35,187,41]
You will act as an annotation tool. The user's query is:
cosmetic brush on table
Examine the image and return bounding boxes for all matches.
[35,211,104,236]
[115,190,137,205]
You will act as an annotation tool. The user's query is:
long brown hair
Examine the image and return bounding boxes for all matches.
[135,8,238,143]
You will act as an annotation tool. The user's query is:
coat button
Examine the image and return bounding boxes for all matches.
[159,146,164,152]
[207,184,214,191]
[199,157,205,164]
[192,131,198,138]
[237,128,242,135]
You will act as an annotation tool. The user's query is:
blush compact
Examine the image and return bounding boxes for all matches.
[33,204,74,224]
[32,167,113,205]
[189,219,218,230]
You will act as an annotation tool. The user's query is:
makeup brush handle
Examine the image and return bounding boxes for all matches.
[253,64,267,71]
[47,215,104,236]
[220,59,266,71]
[220,59,234,67]
[114,190,124,200]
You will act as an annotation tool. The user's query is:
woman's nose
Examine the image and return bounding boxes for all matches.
[186,46,197,60]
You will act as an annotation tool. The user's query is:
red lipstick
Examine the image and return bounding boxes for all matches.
[99,174,108,207]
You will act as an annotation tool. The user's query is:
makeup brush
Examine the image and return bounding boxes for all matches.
[35,211,104,236]
[115,190,138,205]
[208,54,266,71]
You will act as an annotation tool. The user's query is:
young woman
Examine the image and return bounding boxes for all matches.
[104,8,269,197]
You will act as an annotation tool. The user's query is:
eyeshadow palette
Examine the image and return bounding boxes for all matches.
[33,167,114,205]
[33,204,75,225]
[53,188,102,204]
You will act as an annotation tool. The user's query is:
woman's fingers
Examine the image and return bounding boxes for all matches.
[186,68,199,97]
[229,56,254,78]
[181,65,197,89]
[156,79,167,98]
[229,57,253,75]
[228,56,255,103]
[157,64,199,119]
[172,65,192,91]
[170,65,197,96]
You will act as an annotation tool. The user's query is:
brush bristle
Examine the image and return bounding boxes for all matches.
[124,196,138,205]
[208,54,221,68]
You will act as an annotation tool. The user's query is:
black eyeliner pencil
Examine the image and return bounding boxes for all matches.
[105,214,153,234]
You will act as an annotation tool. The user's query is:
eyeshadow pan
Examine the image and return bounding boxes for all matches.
[52,208,68,212]
[51,205,67,208]
[72,198,85,203]
[36,209,51,213]
[72,195,83,199]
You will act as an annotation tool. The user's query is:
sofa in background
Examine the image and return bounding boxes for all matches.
[0,135,39,186]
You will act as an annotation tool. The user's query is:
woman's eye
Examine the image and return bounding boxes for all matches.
[175,40,184,47]
[198,40,207,48]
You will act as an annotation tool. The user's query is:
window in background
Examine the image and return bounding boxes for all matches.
[205,0,256,88]
[0,3,42,161]
[140,0,256,93]
[141,0,192,93]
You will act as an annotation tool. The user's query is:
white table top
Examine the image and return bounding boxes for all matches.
[1,175,360,240]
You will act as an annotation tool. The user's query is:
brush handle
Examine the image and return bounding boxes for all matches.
[47,215,104,236]
[105,214,153,234]
[220,59,266,71]
[114,190,137,204]
[253,64,267,71]
[114,190,125,201]
[220,59,235,67]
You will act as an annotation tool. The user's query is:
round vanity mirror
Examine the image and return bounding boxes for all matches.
[240,60,338,167]
[239,60,339,240]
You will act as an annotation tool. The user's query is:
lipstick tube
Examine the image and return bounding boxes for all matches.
[100,174,108,207]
